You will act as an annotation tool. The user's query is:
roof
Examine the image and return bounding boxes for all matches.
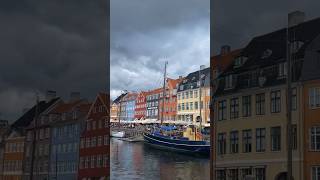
[215,17,320,96]
[211,49,242,77]
[177,67,210,92]
[301,33,320,81]
[50,99,89,114]
[113,92,128,104]
[167,78,183,89]
[11,97,60,130]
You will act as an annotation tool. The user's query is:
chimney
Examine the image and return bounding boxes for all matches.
[288,11,305,27]
[46,90,56,102]
[220,45,231,55]
[70,92,81,102]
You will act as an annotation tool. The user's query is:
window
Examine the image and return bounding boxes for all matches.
[292,88,297,110]
[186,103,189,110]
[85,157,89,168]
[194,90,198,98]
[98,136,102,146]
[195,101,198,110]
[312,166,320,180]
[310,126,320,151]
[216,170,226,180]
[309,87,320,108]
[255,168,266,180]
[230,131,238,153]
[243,130,252,153]
[190,102,193,110]
[86,138,90,148]
[278,62,287,78]
[225,75,234,89]
[185,92,189,99]
[256,93,265,115]
[190,91,193,98]
[218,100,227,121]
[104,135,109,145]
[256,128,266,152]
[178,93,181,100]
[182,103,185,110]
[217,133,226,155]
[228,169,238,180]
[292,125,297,150]
[92,121,96,130]
[103,154,108,167]
[91,156,95,168]
[242,95,251,117]
[271,90,281,113]
[178,104,181,111]
[86,121,91,131]
[230,98,239,119]
[182,92,185,99]
[271,126,281,151]
[241,168,252,179]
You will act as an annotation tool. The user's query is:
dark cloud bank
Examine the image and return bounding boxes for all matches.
[0,0,108,121]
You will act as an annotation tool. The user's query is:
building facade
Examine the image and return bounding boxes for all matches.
[122,93,137,121]
[134,91,147,120]
[158,78,182,122]
[23,97,61,180]
[146,88,162,120]
[2,131,25,180]
[213,16,320,180]
[177,68,210,125]
[48,100,90,180]
[78,93,109,180]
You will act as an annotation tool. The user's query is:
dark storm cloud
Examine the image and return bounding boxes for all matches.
[110,0,210,99]
[212,0,320,54]
[0,0,108,121]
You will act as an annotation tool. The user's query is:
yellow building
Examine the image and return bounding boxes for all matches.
[211,14,320,179]
[177,67,210,125]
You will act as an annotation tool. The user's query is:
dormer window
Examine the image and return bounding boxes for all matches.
[278,62,287,78]
[290,41,304,54]
[234,56,248,68]
[261,49,273,59]
[225,75,235,89]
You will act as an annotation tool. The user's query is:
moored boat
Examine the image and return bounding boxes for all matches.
[143,126,210,156]
[111,131,125,138]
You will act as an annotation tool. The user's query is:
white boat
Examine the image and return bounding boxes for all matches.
[111,131,125,138]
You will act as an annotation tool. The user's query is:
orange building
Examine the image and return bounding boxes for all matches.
[2,131,25,180]
[159,77,183,122]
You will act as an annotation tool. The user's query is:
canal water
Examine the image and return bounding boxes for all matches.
[110,138,210,180]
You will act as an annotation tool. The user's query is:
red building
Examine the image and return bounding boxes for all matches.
[159,77,183,121]
[78,92,109,180]
[134,91,148,120]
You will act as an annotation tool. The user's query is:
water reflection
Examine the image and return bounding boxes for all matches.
[111,138,210,180]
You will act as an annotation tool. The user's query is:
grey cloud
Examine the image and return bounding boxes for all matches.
[0,0,108,121]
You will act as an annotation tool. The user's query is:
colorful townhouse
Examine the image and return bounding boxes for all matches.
[47,99,90,180]
[135,91,148,120]
[159,78,182,122]
[2,131,25,180]
[146,88,162,120]
[78,92,109,180]
[176,68,210,125]
[23,95,62,180]
[112,92,127,122]
[213,14,320,180]
[122,93,138,121]
[300,25,320,180]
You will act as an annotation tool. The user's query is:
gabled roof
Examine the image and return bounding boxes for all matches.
[177,67,210,92]
[11,97,60,130]
[113,92,127,104]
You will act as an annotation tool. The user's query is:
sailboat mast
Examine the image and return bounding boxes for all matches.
[161,61,168,125]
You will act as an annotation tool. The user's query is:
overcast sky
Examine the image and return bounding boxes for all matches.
[110,0,210,100]
[0,0,107,122]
